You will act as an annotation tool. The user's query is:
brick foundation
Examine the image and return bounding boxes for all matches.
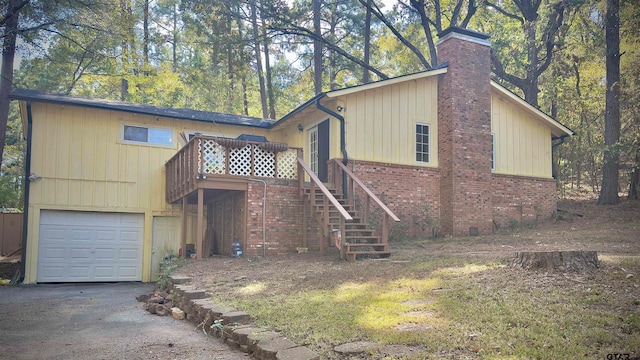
[341,159,441,239]
[492,174,557,227]
[245,180,303,257]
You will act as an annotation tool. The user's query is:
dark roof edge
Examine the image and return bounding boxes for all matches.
[437,26,490,40]
[270,93,326,128]
[490,80,575,136]
[9,89,275,128]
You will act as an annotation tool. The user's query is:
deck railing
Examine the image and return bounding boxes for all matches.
[166,135,301,203]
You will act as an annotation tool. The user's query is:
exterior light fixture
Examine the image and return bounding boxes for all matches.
[337,105,344,112]
[298,124,304,132]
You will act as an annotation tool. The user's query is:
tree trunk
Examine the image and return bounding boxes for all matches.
[172,2,178,73]
[598,0,621,205]
[226,12,235,114]
[143,0,149,69]
[261,14,275,119]
[512,251,599,272]
[328,9,337,91]
[629,148,640,199]
[0,0,20,167]
[313,0,322,95]
[250,0,268,119]
[362,0,371,84]
[242,75,249,116]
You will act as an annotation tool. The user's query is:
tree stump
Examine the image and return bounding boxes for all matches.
[512,251,599,272]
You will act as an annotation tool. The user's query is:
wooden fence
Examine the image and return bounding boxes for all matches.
[0,213,23,256]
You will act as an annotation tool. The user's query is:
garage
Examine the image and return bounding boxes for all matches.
[37,211,144,282]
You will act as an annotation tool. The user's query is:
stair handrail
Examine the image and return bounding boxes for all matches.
[297,157,352,221]
[298,157,352,255]
[333,159,400,222]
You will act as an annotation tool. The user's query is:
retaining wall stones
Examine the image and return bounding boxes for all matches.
[168,275,319,360]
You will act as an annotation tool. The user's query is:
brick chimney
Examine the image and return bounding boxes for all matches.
[437,27,493,237]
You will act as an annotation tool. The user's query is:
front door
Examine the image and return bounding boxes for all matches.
[310,119,330,182]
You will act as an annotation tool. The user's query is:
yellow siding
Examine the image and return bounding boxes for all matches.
[28,103,272,212]
[491,93,552,178]
[24,102,271,283]
[342,76,439,167]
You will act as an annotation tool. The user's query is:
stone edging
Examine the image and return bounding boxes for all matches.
[169,275,319,360]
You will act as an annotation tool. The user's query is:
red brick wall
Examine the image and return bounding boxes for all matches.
[342,159,441,239]
[437,30,493,236]
[492,174,557,227]
[245,180,303,256]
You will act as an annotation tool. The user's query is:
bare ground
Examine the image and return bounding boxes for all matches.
[179,198,640,293]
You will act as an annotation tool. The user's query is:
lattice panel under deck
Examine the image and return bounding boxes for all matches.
[277,150,297,179]
[254,147,276,178]
[229,145,252,176]
[201,139,227,174]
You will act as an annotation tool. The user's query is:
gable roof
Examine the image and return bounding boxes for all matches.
[271,67,448,128]
[326,68,447,98]
[9,89,275,128]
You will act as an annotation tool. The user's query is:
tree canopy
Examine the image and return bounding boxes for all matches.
[1,0,638,208]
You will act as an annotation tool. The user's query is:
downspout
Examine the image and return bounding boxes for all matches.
[248,179,267,257]
[552,134,570,148]
[314,99,348,199]
[18,101,33,284]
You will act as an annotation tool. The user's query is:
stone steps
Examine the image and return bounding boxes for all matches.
[167,275,319,360]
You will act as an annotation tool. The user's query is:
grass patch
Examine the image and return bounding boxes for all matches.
[205,255,639,359]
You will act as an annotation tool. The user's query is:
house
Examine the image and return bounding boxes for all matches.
[10,27,573,284]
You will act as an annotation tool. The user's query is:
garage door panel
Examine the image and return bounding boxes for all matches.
[95,248,116,260]
[119,248,139,260]
[40,246,66,259]
[40,265,66,278]
[94,266,115,278]
[37,211,143,282]
[70,229,93,241]
[120,230,141,242]
[117,266,138,277]
[69,247,92,259]
[40,226,66,239]
[96,230,116,240]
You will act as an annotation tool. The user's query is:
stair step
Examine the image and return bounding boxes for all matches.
[314,205,354,212]
[345,235,380,241]
[344,230,374,236]
[346,244,388,250]
[327,215,361,222]
[344,223,369,228]
[313,200,347,207]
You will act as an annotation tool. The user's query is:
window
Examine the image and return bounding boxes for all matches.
[309,126,318,175]
[122,125,173,147]
[415,123,430,163]
[491,133,495,170]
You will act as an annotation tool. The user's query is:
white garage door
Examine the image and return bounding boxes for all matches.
[37,211,144,282]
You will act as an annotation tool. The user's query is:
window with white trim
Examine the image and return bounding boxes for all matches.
[122,125,174,147]
[415,123,430,163]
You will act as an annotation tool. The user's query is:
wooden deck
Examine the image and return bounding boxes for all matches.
[165,135,399,262]
[165,135,302,203]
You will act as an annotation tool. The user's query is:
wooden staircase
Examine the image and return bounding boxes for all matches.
[303,186,392,262]
[297,156,400,262]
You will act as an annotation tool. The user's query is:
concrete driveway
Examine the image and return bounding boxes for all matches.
[0,283,248,360]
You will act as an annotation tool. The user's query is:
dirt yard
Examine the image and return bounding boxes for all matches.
[176,198,640,359]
